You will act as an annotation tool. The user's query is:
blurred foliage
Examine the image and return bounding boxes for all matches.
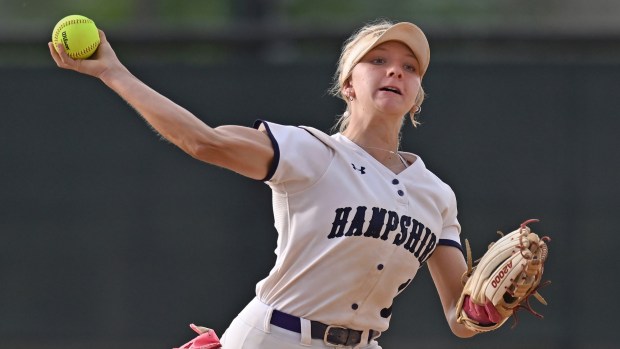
[0,0,604,28]
[0,0,230,27]
[283,0,501,24]
[1,0,619,66]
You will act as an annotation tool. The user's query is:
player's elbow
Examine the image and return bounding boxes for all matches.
[179,128,225,163]
[185,138,222,164]
[184,138,207,157]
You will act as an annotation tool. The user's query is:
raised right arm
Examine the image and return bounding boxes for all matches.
[49,30,274,180]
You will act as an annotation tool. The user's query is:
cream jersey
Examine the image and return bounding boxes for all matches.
[253,120,462,333]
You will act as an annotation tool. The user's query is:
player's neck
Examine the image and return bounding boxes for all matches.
[341,128,408,174]
[341,121,401,153]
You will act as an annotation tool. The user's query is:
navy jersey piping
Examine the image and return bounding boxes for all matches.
[253,119,280,182]
[437,238,462,252]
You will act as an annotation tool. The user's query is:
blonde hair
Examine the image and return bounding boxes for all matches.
[329,20,426,133]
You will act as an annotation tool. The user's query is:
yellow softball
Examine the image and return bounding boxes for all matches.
[52,15,100,59]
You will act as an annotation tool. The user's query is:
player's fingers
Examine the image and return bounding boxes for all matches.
[55,43,71,61]
[54,43,80,69]
[48,42,58,59]
[48,42,67,67]
[98,29,107,44]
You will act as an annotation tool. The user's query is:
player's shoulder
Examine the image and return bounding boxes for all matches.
[254,120,334,185]
[412,155,457,196]
[255,120,322,138]
[255,120,342,149]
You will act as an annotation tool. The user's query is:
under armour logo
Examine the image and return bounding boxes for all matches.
[351,163,366,174]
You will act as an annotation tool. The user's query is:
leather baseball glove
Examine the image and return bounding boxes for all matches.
[455,219,550,333]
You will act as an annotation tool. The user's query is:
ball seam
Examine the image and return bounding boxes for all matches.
[52,18,97,59]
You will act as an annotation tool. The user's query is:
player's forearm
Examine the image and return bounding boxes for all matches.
[99,66,214,155]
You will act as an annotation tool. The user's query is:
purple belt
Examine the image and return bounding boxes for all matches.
[270,309,379,347]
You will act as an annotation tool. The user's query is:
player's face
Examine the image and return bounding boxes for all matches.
[349,41,421,118]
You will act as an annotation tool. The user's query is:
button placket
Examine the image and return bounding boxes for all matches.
[392,177,407,204]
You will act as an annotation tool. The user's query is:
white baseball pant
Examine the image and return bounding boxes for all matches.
[220,297,382,349]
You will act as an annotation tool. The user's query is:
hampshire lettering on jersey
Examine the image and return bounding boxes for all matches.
[327,206,437,263]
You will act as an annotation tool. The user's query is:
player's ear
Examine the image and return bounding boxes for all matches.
[343,79,355,100]
[344,78,353,89]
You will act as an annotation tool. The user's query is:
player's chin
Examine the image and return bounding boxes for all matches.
[375,98,411,112]
[376,105,411,120]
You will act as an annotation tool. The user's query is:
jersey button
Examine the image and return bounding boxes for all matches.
[397,190,404,196]
[351,303,359,310]
[392,179,399,185]
[377,264,384,270]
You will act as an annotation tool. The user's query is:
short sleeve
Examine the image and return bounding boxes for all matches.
[437,186,462,251]
[254,120,334,193]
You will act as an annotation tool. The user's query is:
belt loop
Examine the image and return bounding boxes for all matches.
[263,306,274,333]
[300,318,312,346]
[354,329,370,348]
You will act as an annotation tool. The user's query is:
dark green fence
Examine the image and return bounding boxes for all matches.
[1,60,618,348]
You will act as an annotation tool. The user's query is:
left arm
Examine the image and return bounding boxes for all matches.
[427,245,477,338]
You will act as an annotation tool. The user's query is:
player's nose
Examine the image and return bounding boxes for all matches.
[387,65,403,79]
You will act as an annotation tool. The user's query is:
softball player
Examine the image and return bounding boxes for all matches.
[50,19,495,349]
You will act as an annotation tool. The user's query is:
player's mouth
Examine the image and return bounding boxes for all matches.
[379,86,402,95]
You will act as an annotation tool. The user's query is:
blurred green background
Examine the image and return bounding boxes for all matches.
[2,1,619,349]
[3,0,620,66]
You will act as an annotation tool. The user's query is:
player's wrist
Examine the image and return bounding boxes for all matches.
[98,65,133,87]
[448,310,478,338]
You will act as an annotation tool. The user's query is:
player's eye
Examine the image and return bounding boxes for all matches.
[371,57,386,65]
[404,64,416,72]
